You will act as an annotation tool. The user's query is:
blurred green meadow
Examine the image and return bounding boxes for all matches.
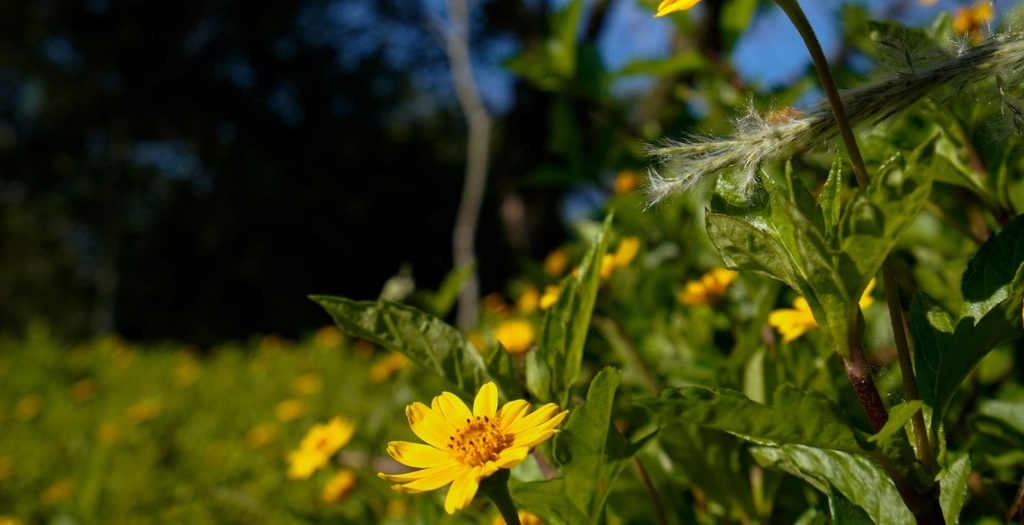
[0,323,465,524]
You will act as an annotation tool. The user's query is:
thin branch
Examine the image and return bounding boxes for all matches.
[439,0,493,330]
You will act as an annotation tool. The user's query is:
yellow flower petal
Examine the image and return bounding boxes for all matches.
[380,463,463,493]
[494,446,530,469]
[507,404,565,436]
[473,382,499,418]
[387,441,458,469]
[406,402,456,450]
[859,278,876,310]
[768,297,818,342]
[512,424,564,449]
[611,237,641,268]
[434,392,474,427]
[444,468,481,514]
[655,0,701,17]
[497,399,531,428]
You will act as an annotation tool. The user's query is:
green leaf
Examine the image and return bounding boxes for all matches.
[529,214,612,407]
[827,483,875,525]
[656,422,758,521]
[939,454,971,523]
[310,296,516,398]
[705,212,800,291]
[720,0,760,50]
[528,276,575,403]
[562,214,612,406]
[514,368,651,524]
[839,140,934,295]
[820,154,844,243]
[978,400,1024,435]
[510,478,590,525]
[617,50,706,77]
[752,445,914,525]
[961,213,1024,322]
[640,385,869,454]
[914,268,1024,423]
[868,401,923,444]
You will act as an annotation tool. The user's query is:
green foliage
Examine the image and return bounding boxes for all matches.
[912,214,1024,434]
[642,386,870,454]
[310,296,518,399]
[9,3,1024,524]
[515,368,653,524]
[528,215,612,406]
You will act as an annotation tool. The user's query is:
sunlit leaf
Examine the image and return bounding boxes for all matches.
[310,296,517,398]
[752,445,914,525]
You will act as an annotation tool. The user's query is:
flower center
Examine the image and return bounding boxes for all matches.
[447,415,513,467]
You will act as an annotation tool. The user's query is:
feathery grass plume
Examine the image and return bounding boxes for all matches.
[646,32,1024,205]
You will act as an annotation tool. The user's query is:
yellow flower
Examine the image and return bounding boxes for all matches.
[14,394,43,421]
[276,399,308,422]
[767,296,818,343]
[954,3,994,39]
[768,279,876,342]
[494,510,546,525]
[369,352,411,383]
[321,468,358,504]
[611,237,641,269]
[41,479,75,505]
[292,373,322,396]
[125,398,162,424]
[654,0,701,17]
[613,170,639,195]
[246,423,277,449]
[0,516,25,525]
[379,382,568,515]
[543,248,570,277]
[517,286,540,314]
[313,326,344,348]
[678,268,738,306]
[97,420,123,445]
[495,319,535,355]
[539,285,561,310]
[287,417,356,479]
[71,379,96,403]
[599,254,616,281]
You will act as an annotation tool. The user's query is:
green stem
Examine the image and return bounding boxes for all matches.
[478,469,521,525]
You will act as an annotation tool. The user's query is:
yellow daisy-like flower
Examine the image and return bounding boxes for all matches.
[678,268,738,306]
[495,319,536,355]
[654,0,701,17]
[611,236,641,269]
[542,248,570,277]
[369,352,411,383]
[539,285,561,310]
[287,416,355,479]
[768,279,876,342]
[321,468,358,504]
[954,3,994,40]
[379,382,568,514]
